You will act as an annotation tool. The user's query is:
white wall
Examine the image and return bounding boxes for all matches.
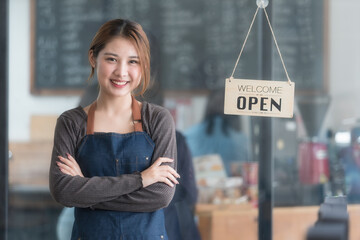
[7,0,360,141]
[8,0,80,141]
[324,0,360,133]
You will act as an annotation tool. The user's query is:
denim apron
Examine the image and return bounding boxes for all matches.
[71,96,168,240]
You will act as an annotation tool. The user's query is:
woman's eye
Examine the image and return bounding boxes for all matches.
[129,60,139,64]
[106,58,116,62]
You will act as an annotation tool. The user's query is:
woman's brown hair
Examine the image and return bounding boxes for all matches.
[88,19,150,96]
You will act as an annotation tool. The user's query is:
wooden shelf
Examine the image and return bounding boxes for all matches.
[196,204,360,240]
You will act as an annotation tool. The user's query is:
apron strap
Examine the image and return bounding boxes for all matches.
[131,95,143,132]
[86,95,143,134]
[86,102,97,135]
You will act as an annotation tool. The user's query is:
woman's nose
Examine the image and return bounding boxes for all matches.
[115,62,128,77]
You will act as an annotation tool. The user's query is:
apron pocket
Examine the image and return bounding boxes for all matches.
[121,155,151,173]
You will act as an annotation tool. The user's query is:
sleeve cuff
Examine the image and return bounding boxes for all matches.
[134,171,144,189]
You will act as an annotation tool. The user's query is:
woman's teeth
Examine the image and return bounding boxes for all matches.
[111,80,127,86]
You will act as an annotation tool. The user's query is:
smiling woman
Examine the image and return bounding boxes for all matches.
[89,37,142,100]
[87,19,150,96]
[49,19,179,240]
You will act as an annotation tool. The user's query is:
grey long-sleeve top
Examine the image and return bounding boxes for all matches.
[49,102,177,212]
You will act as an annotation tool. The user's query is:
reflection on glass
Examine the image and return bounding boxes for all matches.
[7,0,360,239]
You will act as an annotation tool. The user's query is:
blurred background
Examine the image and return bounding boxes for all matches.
[3,0,360,239]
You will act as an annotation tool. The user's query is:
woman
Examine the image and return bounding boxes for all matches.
[49,19,180,240]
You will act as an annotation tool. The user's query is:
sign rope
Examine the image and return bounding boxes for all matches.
[230,6,293,86]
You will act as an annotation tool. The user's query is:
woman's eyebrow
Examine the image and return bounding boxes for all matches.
[103,52,139,58]
[104,52,118,57]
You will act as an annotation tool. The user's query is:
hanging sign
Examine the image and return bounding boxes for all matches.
[224,78,295,118]
[224,4,295,119]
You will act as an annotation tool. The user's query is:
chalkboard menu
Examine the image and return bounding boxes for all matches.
[32,0,261,94]
[272,0,327,94]
[32,0,325,94]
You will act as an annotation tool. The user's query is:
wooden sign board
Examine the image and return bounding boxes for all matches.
[224,78,295,118]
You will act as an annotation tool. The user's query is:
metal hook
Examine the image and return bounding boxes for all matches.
[256,0,269,9]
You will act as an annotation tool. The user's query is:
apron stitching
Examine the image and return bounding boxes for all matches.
[76,135,89,156]
[142,133,156,149]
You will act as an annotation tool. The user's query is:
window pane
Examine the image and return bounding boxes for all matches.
[8,0,360,240]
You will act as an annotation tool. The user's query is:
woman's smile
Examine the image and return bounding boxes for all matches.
[110,79,130,88]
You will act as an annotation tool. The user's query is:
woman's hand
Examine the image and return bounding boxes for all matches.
[57,153,84,177]
[141,157,180,188]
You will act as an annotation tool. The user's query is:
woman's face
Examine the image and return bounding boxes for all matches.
[90,36,142,99]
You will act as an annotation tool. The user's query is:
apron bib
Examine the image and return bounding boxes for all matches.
[71,96,168,240]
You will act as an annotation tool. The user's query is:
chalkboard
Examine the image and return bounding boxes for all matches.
[272,0,327,94]
[31,0,261,94]
[31,0,325,95]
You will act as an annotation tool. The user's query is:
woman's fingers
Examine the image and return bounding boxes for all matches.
[58,155,71,166]
[158,166,179,184]
[66,153,77,164]
[57,154,84,177]
[162,177,175,187]
[165,165,181,179]
[65,154,84,177]
[154,157,181,179]
[164,171,179,185]
[154,157,174,166]
[57,161,74,175]
[141,157,180,188]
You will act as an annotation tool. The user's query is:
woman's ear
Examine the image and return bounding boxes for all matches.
[88,50,96,68]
